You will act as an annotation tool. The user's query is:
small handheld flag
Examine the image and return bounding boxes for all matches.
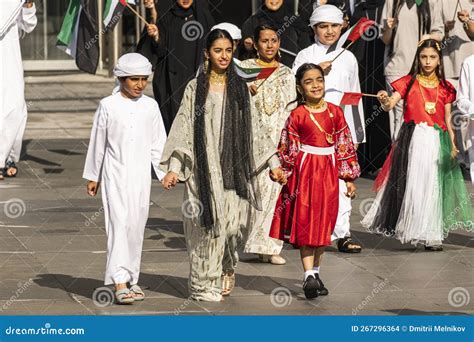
[340,92,378,106]
[233,59,277,82]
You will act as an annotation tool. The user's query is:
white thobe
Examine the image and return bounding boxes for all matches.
[83,93,167,285]
[0,2,36,168]
[293,42,366,241]
[457,54,474,184]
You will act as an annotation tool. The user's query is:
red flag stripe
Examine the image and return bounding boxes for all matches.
[346,18,376,42]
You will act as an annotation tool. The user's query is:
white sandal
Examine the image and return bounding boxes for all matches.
[115,288,134,304]
[130,284,145,301]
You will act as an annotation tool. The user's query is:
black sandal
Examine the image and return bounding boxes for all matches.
[424,245,443,252]
[337,237,362,253]
[4,160,17,178]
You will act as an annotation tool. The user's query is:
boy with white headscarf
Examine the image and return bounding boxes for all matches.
[83,53,167,304]
[293,4,365,254]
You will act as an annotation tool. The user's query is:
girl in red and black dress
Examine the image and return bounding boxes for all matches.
[270,64,361,299]
[362,39,473,251]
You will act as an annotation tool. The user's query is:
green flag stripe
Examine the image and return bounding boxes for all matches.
[57,0,81,45]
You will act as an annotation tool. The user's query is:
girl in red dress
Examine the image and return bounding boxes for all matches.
[362,39,473,250]
[269,64,361,299]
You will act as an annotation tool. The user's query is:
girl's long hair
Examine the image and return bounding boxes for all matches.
[402,39,447,114]
[194,28,259,233]
[287,63,325,108]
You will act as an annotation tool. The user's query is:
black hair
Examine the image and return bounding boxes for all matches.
[194,28,258,231]
[287,63,325,108]
[253,24,280,43]
[389,0,432,56]
[403,39,447,113]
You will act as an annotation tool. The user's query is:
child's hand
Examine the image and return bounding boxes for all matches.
[451,143,460,159]
[270,167,287,185]
[147,24,159,41]
[162,171,178,190]
[319,61,332,75]
[345,181,356,199]
[87,181,99,197]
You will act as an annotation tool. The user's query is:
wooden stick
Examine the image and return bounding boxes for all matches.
[125,3,149,26]
[331,40,355,63]
[453,0,461,22]
[362,93,379,98]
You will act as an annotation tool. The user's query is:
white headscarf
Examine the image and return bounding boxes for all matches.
[211,22,242,40]
[113,52,152,77]
[112,53,152,94]
[308,4,344,27]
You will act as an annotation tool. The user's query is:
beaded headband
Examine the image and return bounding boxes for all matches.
[418,39,441,51]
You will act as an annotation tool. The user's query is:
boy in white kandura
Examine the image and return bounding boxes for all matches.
[83,53,167,304]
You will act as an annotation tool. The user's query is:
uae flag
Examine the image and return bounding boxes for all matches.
[56,0,99,74]
[103,0,136,32]
[233,59,277,81]
[327,17,376,54]
[340,92,363,106]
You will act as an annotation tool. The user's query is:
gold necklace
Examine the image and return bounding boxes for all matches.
[209,71,227,86]
[416,73,439,88]
[308,109,335,144]
[256,58,278,67]
[418,81,439,115]
[305,99,326,111]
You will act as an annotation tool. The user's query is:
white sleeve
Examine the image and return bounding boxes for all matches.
[430,0,444,37]
[18,3,37,33]
[457,60,474,116]
[83,103,108,182]
[151,103,167,181]
[292,50,307,74]
[347,56,366,143]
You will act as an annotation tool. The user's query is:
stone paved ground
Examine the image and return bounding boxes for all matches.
[0,74,472,316]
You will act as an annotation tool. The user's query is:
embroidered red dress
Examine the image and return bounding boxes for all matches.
[269,103,361,248]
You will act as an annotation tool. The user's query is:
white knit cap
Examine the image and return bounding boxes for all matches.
[113,53,152,77]
[211,22,242,40]
[308,4,344,27]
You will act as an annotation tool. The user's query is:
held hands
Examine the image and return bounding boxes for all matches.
[270,167,287,185]
[87,181,99,197]
[345,181,356,199]
[147,24,159,41]
[162,171,178,190]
